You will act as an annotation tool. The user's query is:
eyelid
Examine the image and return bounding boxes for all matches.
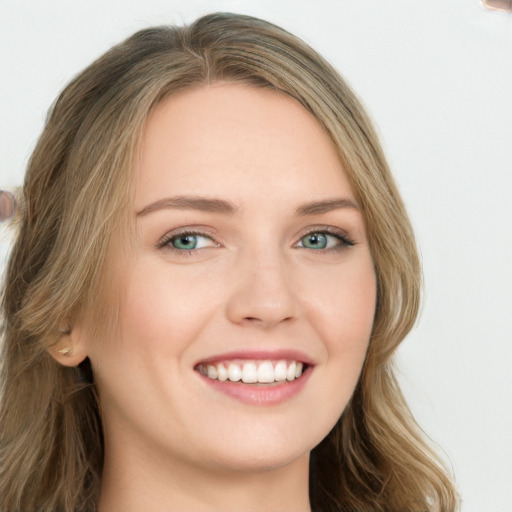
[294,225,356,249]
[156,226,220,251]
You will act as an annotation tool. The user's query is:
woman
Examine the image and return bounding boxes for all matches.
[0,12,458,512]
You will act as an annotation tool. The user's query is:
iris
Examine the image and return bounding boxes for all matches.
[301,233,328,249]
[172,234,201,250]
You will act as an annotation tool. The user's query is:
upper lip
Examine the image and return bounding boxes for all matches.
[195,349,316,367]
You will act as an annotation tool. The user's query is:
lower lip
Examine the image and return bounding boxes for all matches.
[197,366,313,406]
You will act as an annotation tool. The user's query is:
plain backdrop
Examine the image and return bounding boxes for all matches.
[1,1,511,510]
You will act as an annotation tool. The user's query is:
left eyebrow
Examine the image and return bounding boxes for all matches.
[295,198,360,216]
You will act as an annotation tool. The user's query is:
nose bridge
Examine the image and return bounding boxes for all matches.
[225,242,298,327]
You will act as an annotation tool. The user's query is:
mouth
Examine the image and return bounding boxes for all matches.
[193,352,314,405]
[195,359,309,385]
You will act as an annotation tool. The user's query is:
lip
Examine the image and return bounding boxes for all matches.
[194,349,316,367]
[197,365,312,406]
[194,349,315,406]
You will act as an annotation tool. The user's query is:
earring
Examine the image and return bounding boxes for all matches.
[57,347,73,357]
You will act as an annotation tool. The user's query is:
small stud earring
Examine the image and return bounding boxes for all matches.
[57,347,73,356]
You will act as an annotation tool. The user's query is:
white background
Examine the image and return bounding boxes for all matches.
[1,1,511,510]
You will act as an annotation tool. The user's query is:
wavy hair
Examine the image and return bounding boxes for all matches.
[0,12,458,511]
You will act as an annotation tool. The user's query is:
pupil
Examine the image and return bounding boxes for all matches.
[306,233,327,249]
[175,235,196,249]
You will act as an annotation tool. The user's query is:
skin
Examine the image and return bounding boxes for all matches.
[0,190,16,222]
[62,83,377,512]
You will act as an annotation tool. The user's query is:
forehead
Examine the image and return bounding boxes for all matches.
[136,83,355,209]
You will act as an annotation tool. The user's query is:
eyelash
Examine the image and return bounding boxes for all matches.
[157,226,355,255]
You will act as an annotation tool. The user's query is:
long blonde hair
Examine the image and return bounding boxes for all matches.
[0,12,458,511]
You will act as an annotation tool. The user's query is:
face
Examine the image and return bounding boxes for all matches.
[78,84,376,476]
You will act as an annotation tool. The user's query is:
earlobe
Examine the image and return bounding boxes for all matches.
[56,346,73,357]
[50,324,89,367]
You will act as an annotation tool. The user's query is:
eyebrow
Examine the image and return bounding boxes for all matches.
[136,195,359,217]
[136,196,238,217]
[295,198,359,216]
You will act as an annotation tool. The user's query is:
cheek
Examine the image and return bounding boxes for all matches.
[115,258,227,363]
[308,258,376,408]
[312,259,377,354]
[293,259,376,443]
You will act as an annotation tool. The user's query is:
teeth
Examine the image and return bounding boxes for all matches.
[199,360,306,384]
[217,363,228,381]
[241,362,257,383]
[274,360,287,382]
[286,361,296,381]
[227,363,242,382]
[257,361,274,383]
[207,365,217,379]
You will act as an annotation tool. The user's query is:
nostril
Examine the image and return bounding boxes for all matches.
[242,315,295,326]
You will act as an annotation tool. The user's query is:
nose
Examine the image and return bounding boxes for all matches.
[225,248,299,328]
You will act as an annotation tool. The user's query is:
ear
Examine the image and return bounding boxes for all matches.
[50,324,89,367]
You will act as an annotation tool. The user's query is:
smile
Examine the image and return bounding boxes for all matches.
[194,352,313,406]
[196,360,305,384]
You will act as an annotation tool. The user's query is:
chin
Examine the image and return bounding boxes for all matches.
[206,447,310,474]
[191,422,322,475]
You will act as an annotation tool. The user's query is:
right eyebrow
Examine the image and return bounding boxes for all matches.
[136,195,239,217]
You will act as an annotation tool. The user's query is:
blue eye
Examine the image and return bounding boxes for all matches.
[163,232,217,251]
[172,234,199,250]
[297,231,353,251]
[301,233,328,249]
[159,228,353,254]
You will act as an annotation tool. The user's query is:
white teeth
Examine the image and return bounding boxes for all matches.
[207,365,218,379]
[241,362,258,383]
[286,361,296,381]
[217,363,228,381]
[199,360,306,384]
[257,361,274,383]
[274,360,287,382]
[228,363,242,382]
